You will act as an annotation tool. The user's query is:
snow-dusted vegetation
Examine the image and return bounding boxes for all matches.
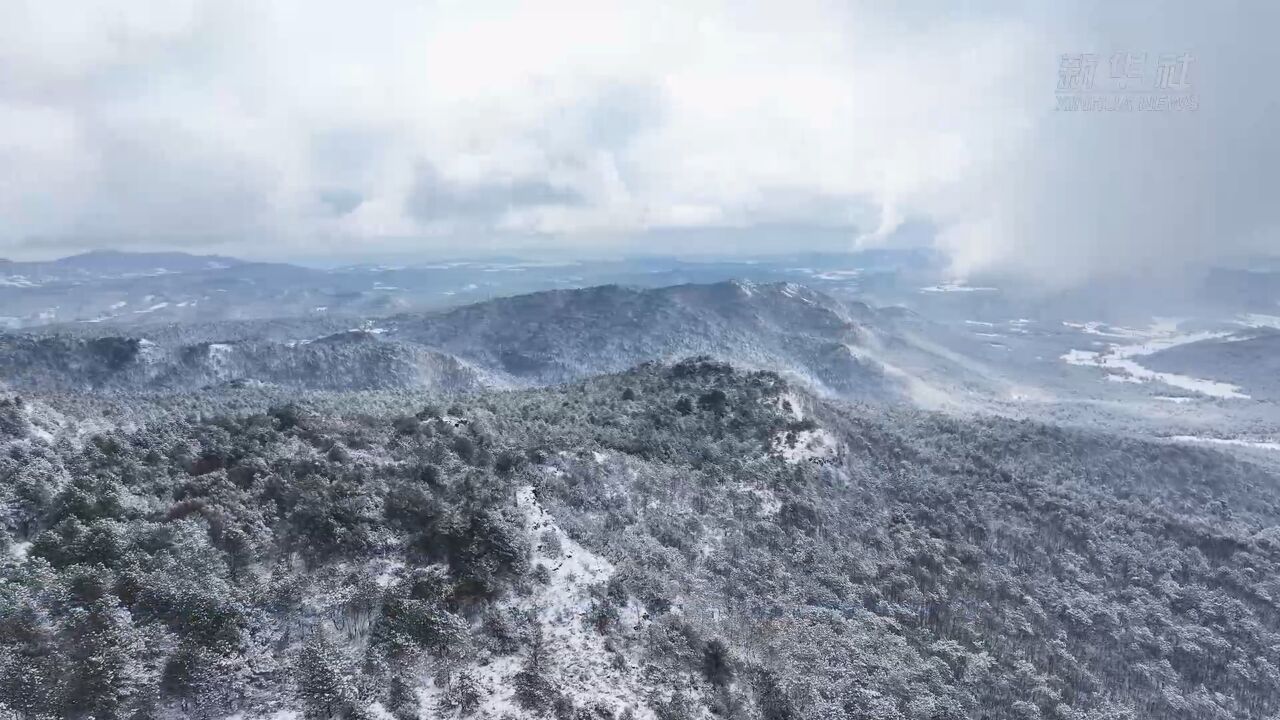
[4,357,1280,719]
[2,0,1279,707]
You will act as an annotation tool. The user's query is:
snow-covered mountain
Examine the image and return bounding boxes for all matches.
[385,280,902,396]
[0,281,968,402]
[0,249,939,331]
[0,250,246,283]
[0,332,486,393]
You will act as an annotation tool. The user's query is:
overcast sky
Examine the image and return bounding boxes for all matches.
[0,1,1275,285]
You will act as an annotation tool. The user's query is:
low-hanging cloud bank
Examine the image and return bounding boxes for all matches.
[0,0,1275,286]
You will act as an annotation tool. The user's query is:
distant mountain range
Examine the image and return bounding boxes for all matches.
[0,251,403,329]
[5,249,1279,333]
[0,249,246,280]
[0,249,948,330]
[0,280,973,402]
[5,249,1280,430]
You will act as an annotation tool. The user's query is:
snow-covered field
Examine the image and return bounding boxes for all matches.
[919,282,997,293]
[1060,319,1247,399]
[1236,313,1280,329]
[1166,435,1280,452]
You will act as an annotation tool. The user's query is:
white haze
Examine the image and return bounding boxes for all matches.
[0,0,1275,286]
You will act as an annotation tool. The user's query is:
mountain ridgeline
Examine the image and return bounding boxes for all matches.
[0,282,936,399]
[0,333,485,394]
[2,359,1280,719]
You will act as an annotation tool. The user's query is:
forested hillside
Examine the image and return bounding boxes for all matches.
[3,359,1280,719]
[0,333,485,393]
[0,282,948,401]
[387,282,893,395]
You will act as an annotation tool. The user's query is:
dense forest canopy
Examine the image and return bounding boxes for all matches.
[2,358,1280,719]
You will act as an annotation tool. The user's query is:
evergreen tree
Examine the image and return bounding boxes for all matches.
[297,630,365,720]
[63,598,145,720]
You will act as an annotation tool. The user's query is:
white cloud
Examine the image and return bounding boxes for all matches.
[0,0,1274,286]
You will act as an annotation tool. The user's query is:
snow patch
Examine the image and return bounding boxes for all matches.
[18,401,59,443]
[813,269,861,280]
[739,486,782,517]
[775,428,840,464]
[1061,320,1248,399]
[920,282,997,293]
[770,391,806,421]
[457,486,655,719]
[1166,435,1280,451]
[1237,313,1280,329]
[8,541,31,560]
[224,711,300,720]
[136,339,165,365]
[374,559,405,588]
